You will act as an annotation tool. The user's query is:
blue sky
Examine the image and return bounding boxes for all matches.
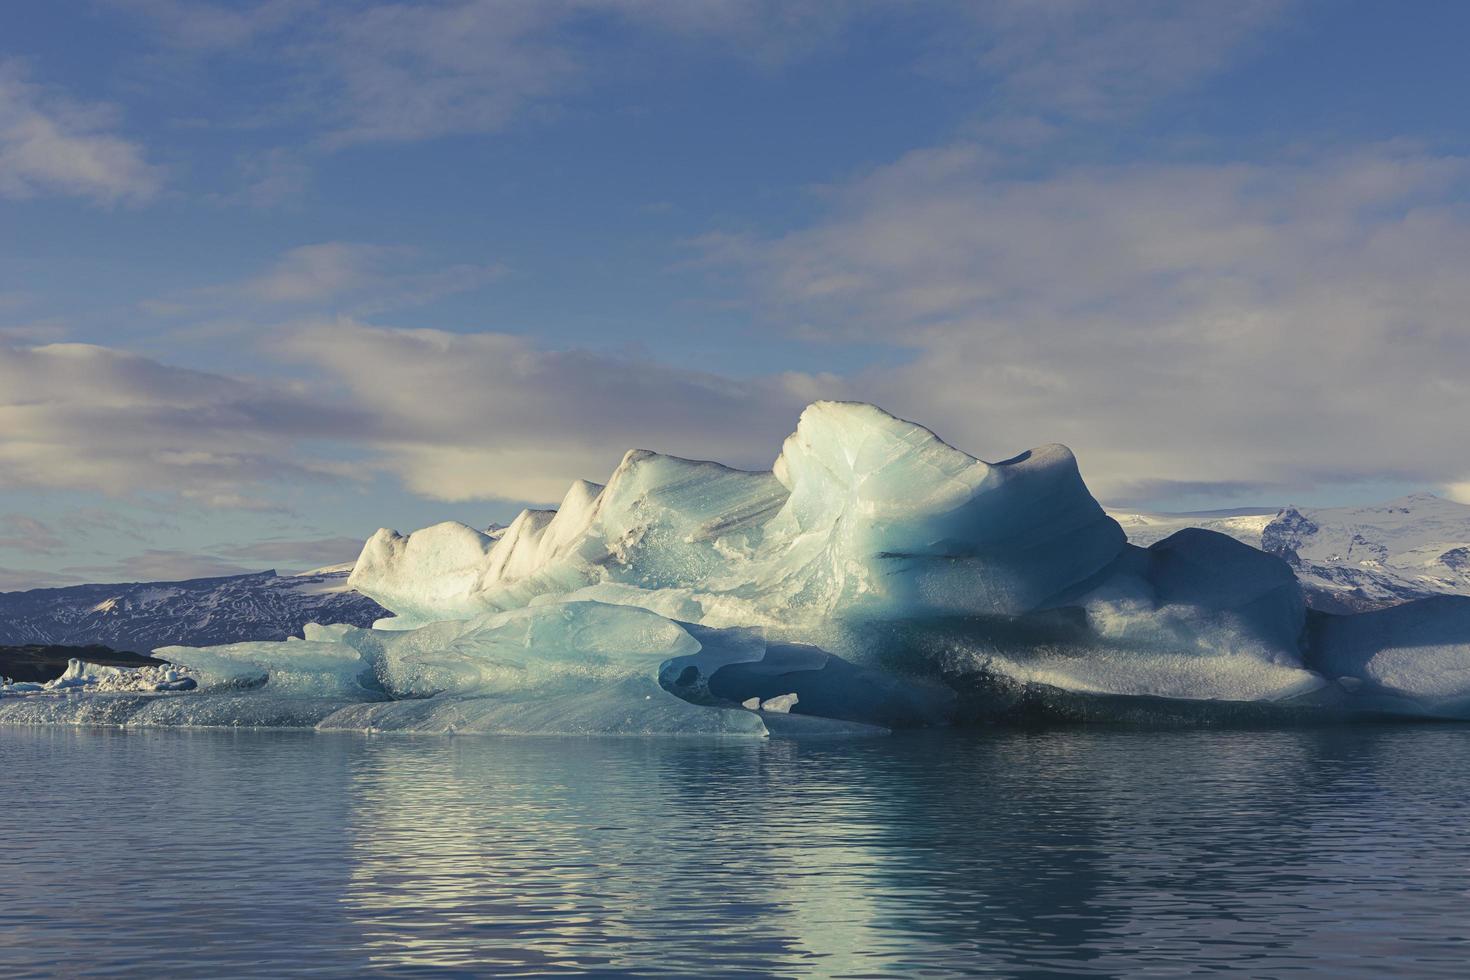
[2,0,1469,588]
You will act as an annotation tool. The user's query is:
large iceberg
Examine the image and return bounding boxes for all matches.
[5,401,1469,735]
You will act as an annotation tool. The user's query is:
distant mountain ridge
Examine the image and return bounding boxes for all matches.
[0,567,387,654]
[1109,493,1470,612]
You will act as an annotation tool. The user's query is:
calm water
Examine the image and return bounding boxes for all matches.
[3,726,1470,978]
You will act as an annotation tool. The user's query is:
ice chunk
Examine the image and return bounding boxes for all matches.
[0,658,197,696]
[759,693,799,713]
[153,639,379,699]
[997,529,1326,703]
[758,402,1126,619]
[1309,595,1470,716]
[351,521,501,624]
[148,602,775,736]
[349,402,1125,643]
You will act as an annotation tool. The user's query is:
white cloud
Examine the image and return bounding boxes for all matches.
[18,133,1466,515]
[0,60,161,204]
[0,324,832,510]
[704,141,1470,504]
[282,318,828,501]
[0,341,368,506]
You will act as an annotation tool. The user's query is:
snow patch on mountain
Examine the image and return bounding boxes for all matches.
[1108,494,1470,612]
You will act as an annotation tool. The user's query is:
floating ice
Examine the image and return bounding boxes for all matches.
[0,657,195,695]
[6,401,1469,735]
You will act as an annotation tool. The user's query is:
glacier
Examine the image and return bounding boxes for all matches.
[4,401,1470,736]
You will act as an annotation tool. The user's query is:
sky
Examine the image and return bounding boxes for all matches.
[2,0,1469,589]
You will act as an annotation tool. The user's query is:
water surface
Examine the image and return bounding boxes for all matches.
[3,725,1469,977]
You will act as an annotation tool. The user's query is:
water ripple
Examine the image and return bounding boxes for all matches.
[3,726,1470,977]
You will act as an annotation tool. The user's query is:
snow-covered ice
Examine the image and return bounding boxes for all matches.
[5,401,1469,735]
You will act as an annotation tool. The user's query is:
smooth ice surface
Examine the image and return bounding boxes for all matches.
[8,401,1470,734]
[1309,596,1470,715]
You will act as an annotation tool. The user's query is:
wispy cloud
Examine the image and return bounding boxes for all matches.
[0,323,829,510]
[143,241,506,317]
[67,507,178,542]
[316,1,582,145]
[214,534,367,568]
[106,0,315,50]
[943,0,1292,122]
[0,515,66,555]
[114,0,870,149]
[246,243,412,303]
[282,318,828,501]
[0,319,69,344]
[54,534,364,583]
[218,147,313,207]
[61,549,264,583]
[0,341,369,507]
[0,59,161,204]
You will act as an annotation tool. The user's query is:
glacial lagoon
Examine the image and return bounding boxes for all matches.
[4,724,1469,978]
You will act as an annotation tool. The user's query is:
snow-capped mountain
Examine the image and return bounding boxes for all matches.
[1108,493,1470,612]
[0,567,387,654]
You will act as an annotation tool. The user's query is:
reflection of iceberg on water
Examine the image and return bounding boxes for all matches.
[5,401,1470,735]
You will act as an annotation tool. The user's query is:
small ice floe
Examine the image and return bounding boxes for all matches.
[741,697,760,710]
[0,658,196,697]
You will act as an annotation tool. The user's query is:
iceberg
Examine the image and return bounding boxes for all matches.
[5,401,1469,735]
